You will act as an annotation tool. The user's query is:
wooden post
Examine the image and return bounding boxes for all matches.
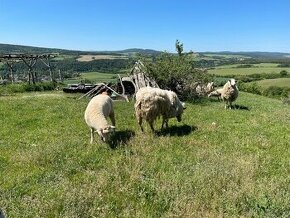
[40,55,55,82]
[22,57,37,84]
[6,61,15,83]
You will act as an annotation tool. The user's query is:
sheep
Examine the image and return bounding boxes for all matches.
[134,87,185,132]
[208,79,239,109]
[195,82,215,97]
[208,88,223,101]
[84,93,116,143]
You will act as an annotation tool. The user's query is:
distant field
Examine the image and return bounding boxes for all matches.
[64,72,124,84]
[251,78,290,88]
[214,63,279,69]
[209,63,290,76]
[202,53,250,59]
[77,55,128,62]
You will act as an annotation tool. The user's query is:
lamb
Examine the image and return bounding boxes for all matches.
[208,79,239,109]
[84,94,116,143]
[134,87,185,132]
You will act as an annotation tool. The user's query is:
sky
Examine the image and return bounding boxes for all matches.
[0,0,290,53]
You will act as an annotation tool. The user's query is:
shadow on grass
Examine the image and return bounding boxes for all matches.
[156,124,197,137]
[232,104,250,110]
[109,130,135,149]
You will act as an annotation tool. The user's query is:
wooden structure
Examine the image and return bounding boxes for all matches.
[0,53,58,84]
[78,60,159,101]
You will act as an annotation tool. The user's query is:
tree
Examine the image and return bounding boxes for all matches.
[143,42,211,100]
[175,39,183,56]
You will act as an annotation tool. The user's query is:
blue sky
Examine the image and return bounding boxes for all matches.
[1,0,290,52]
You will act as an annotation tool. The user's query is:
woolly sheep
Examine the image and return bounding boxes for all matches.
[208,88,223,101]
[84,94,116,143]
[134,87,185,131]
[209,79,239,109]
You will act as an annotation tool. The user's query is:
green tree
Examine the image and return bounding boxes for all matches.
[175,39,183,56]
[143,42,211,100]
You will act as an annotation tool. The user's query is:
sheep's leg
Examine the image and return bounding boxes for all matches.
[109,111,116,126]
[90,128,95,144]
[137,116,144,132]
[161,117,168,129]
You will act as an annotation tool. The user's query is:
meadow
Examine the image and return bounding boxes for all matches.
[208,63,290,76]
[252,78,290,88]
[64,72,121,85]
[0,91,290,217]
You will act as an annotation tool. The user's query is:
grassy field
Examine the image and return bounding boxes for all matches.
[209,63,290,76]
[251,78,290,88]
[0,92,290,217]
[64,72,123,84]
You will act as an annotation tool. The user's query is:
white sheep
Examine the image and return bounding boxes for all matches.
[134,87,185,131]
[84,94,116,143]
[208,79,239,109]
[208,88,223,101]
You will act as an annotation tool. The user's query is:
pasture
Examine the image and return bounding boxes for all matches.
[0,91,290,217]
[209,63,290,76]
[64,72,121,84]
[252,78,290,88]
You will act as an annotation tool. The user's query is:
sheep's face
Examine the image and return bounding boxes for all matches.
[97,126,116,142]
[229,79,236,87]
[176,102,185,122]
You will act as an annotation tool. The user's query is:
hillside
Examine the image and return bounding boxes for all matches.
[2,43,290,59]
[0,91,289,217]
[0,43,161,56]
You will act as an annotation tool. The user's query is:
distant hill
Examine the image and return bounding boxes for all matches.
[1,43,290,59]
[0,43,161,56]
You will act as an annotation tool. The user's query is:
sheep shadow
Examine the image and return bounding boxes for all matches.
[109,130,135,149]
[156,124,197,137]
[232,104,250,110]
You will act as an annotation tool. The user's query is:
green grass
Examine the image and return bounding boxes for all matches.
[0,92,290,217]
[209,63,290,76]
[64,72,123,84]
[251,78,290,88]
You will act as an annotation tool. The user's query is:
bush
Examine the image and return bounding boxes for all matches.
[0,82,56,95]
[239,82,262,95]
[263,86,290,98]
[144,52,211,100]
[280,70,288,77]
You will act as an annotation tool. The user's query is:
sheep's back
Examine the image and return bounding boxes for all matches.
[84,95,113,129]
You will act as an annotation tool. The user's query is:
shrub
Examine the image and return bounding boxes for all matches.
[263,86,290,98]
[0,82,56,95]
[280,70,288,77]
[239,82,262,95]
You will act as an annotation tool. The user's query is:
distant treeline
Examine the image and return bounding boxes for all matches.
[0,57,135,79]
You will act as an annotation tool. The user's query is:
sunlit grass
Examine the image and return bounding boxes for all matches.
[0,92,290,217]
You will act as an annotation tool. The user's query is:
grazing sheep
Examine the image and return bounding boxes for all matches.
[196,82,215,97]
[209,79,239,109]
[208,88,223,101]
[84,94,116,143]
[134,87,185,131]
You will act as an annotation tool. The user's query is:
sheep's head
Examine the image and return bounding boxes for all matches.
[176,102,186,122]
[229,79,237,87]
[97,126,116,142]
